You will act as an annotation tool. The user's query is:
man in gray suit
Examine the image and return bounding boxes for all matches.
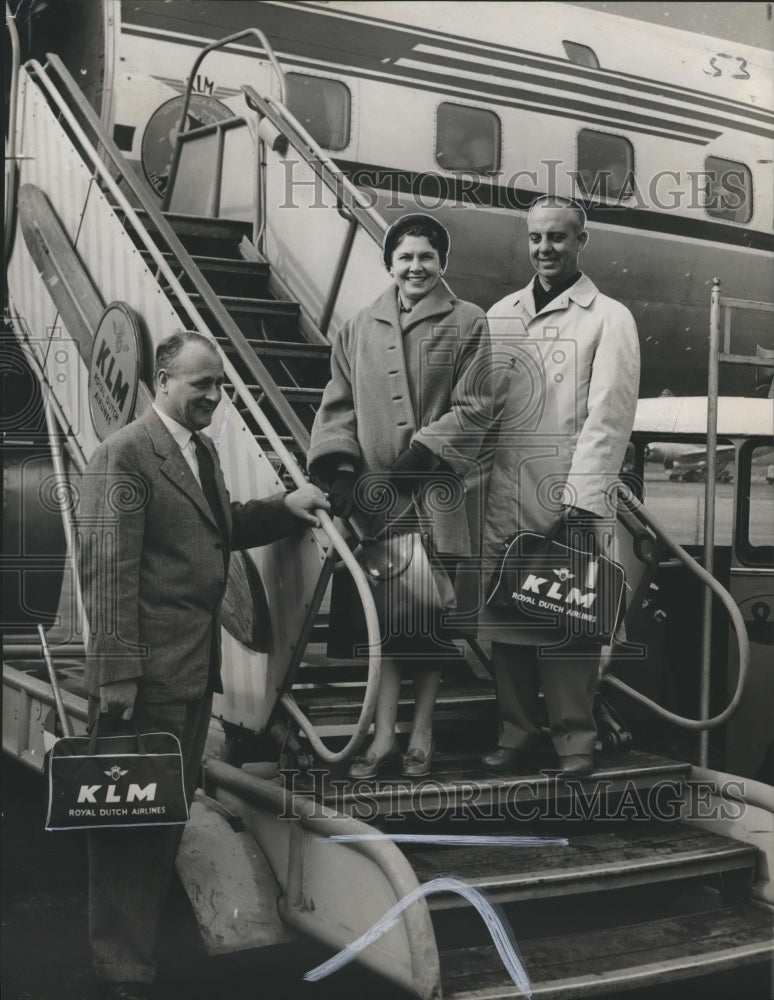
[78,330,327,1000]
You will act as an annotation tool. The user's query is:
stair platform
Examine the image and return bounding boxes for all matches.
[405,822,757,907]
[440,902,773,999]
[305,750,692,820]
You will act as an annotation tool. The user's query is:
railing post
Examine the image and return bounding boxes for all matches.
[699,277,722,766]
[319,214,358,338]
[162,28,286,212]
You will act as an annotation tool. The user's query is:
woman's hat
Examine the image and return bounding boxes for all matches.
[382,213,451,270]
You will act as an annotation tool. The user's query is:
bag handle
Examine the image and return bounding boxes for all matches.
[544,511,569,544]
[88,714,147,756]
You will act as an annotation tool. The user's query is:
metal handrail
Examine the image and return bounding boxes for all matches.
[23,56,382,764]
[4,1,21,266]
[242,84,389,334]
[244,84,388,245]
[601,485,750,730]
[162,28,287,213]
[37,55,311,453]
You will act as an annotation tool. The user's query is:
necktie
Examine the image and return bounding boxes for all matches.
[192,433,226,538]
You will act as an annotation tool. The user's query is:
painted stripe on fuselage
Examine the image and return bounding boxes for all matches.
[404,45,774,142]
[121,23,719,147]
[120,1,772,141]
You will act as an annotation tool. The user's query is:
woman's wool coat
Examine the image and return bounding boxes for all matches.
[308,280,494,556]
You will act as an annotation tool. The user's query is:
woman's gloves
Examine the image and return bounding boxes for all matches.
[389,440,438,491]
[322,442,449,519]
[326,469,357,518]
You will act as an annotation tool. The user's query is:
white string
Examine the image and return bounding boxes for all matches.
[303,875,533,997]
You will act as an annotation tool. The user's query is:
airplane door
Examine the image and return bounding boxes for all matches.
[726,439,774,782]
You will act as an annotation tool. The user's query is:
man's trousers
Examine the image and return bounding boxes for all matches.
[491,641,599,758]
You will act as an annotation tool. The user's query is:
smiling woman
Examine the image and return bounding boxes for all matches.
[307,212,496,781]
[389,235,443,307]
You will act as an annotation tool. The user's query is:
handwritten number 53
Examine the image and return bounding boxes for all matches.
[705,54,750,80]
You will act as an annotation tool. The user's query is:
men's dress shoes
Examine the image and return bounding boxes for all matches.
[347,742,401,780]
[480,746,537,774]
[105,983,152,1000]
[402,742,434,778]
[559,754,595,777]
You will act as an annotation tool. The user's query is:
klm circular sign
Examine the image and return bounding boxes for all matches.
[89,303,143,441]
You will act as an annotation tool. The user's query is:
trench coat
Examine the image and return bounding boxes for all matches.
[482,273,640,565]
[77,407,299,702]
[307,280,494,557]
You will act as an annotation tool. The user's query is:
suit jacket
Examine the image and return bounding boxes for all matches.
[77,408,299,702]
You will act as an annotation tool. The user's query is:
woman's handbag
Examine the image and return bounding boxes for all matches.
[486,516,625,644]
[358,499,457,634]
[45,719,189,831]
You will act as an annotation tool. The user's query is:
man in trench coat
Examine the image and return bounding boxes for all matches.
[77,330,327,999]
[480,196,640,777]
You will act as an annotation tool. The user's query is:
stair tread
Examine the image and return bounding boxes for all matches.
[440,903,773,999]
[239,339,331,358]
[301,680,494,713]
[140,249,268,273]
[405,823,757,898]
[128,209,252,241]
[189,294,299,314]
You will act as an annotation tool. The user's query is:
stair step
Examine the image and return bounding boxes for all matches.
[314,751,692,818]
[404,823,757,908]
[233,339,331,361]
[254,436,306,455]
[312,751,691,821]
[301,679,494,717]
[140,210,252,243]
[189,294,300,319]
[439,902,773,999]
[141,249,269,280]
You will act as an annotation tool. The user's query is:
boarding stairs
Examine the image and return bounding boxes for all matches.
[124,205,496,748]
[3,39,772,1000]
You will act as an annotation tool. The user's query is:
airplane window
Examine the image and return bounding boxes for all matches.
[435,103,500,174]
[704,156,752,224]
[642,438,736,546]
[285,73,350,151]
[562,41,600,69]
[576,129,634,201]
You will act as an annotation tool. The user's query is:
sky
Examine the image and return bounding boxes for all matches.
[568,2,774,49]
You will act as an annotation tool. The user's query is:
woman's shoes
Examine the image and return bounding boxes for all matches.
[402,741,434,778]
[347,741,401,780]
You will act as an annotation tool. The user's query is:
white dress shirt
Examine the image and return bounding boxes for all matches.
[152,404,202,487]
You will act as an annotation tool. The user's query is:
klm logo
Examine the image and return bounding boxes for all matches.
[77,783,157,803]
[518,564,599,608]
[94,341,130,409]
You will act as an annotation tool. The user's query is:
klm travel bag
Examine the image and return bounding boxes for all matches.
[45,722,189,831]
[486,517,626,644]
